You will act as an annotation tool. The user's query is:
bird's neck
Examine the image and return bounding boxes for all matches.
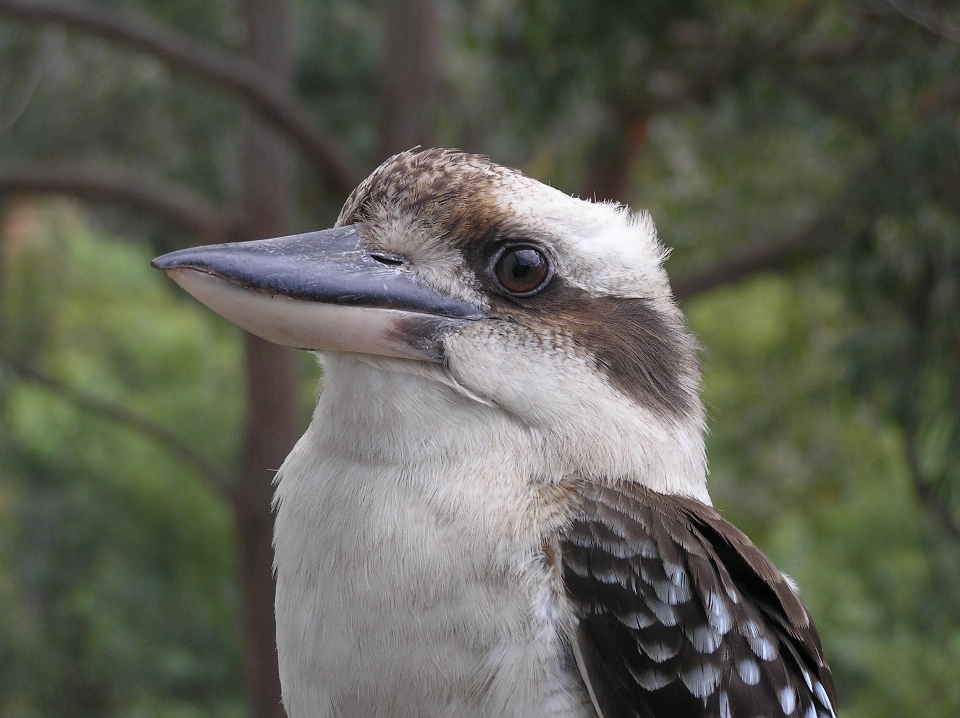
[276,353,710,536]
[277,354,561,548]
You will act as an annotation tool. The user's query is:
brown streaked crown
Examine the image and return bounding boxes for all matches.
[337,148,519,239]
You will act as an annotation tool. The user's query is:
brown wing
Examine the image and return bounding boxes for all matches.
[559,482,837,718]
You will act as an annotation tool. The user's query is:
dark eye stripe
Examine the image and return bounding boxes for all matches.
[483,276,699,419]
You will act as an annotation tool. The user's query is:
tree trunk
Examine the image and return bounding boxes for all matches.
[378,0,438,157]
[583,109,650,203]
[234,1,297,717]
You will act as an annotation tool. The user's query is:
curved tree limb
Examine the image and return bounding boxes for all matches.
[670,139,897,301]
[885,0,960,46]
[646,1,821,114]
[672,206,846,300]
[897,260,960,546]
[0,164,241,244]
[0,352,233,496]
[0,0,365,198]
[903,423,960,544]
[581,3,823,203]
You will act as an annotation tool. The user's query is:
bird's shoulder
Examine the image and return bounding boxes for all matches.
[558,481,837,718]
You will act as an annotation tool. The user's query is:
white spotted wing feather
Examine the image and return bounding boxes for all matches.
[560,483,838,718]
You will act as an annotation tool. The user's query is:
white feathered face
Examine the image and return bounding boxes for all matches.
[153,148,707,493]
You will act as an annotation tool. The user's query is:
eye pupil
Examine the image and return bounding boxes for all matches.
[510,252,535,278]
[494,246,550,295]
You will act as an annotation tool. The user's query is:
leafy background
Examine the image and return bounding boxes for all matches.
[0,0,958,716]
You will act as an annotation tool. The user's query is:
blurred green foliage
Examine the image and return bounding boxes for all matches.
[0,201,246,716]
[0,0,958,716]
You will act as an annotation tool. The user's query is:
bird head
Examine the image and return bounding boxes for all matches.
[152,148,707,499]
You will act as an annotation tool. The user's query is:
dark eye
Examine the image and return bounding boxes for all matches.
[493,245,551,296]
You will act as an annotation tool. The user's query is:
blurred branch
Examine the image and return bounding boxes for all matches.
[903,423,960,543]
[787,71,882,137]
[790,68,960,142]
[586,3,821,202]
[673,206,844,300]
[713,33,957,286]
[884,0,960,45]
[0,352,233,495]
[651,1,820,113]
[795,39,864,62]
[0,164,241,244]
[897,258,960,544]
[0,0,365,198]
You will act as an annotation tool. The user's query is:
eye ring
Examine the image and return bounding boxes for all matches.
[489,243,553,297]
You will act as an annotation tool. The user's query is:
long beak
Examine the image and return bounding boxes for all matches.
[151,226,485,362]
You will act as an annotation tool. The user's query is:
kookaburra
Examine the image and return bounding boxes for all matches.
[153,148,838,718]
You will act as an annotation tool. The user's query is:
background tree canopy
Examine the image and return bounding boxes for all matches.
[0,0,958,717]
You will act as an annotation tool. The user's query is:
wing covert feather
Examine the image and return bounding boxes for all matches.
[559,483,837,718]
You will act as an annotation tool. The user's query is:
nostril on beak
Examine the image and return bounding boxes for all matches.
[370,252,406,267]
